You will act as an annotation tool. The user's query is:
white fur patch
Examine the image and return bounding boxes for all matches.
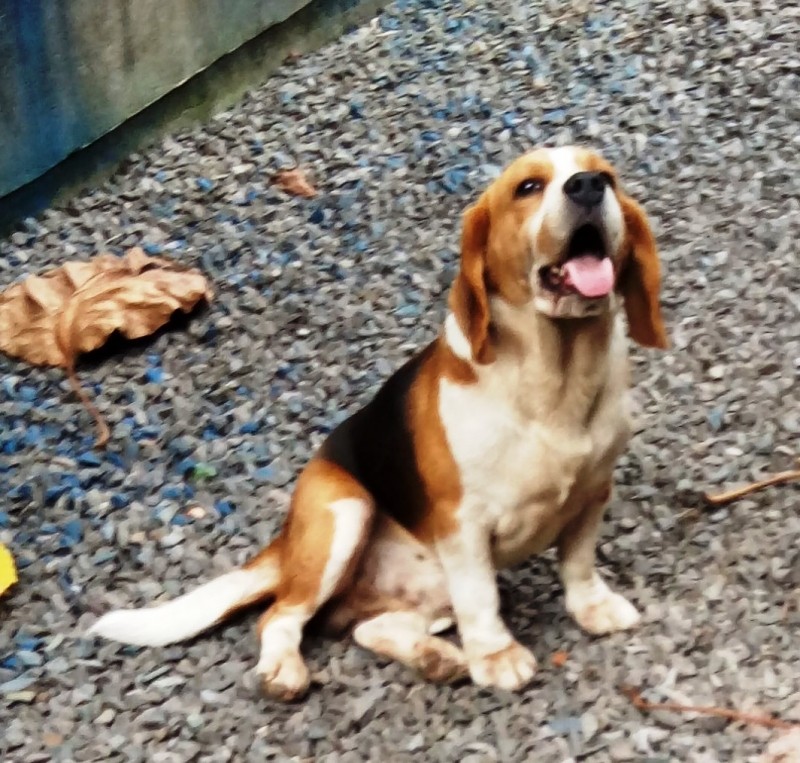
[444,312,473,361]
[255,609,311,699]
[437,311,632,569]
[435,522,513,657]
[353,610,428,654]
[428,616,454,635]
[316,497,371,606]
[548,145,583,180]
[526,146,583,246]
[88,568,273,647]
[603,190,625,255]
[255,611,305,675]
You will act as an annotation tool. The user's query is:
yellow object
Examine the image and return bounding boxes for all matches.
[0,543,17,595]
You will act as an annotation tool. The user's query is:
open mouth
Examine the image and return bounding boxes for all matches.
[539,224,614,299]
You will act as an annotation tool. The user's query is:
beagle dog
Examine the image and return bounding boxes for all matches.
[90,145,668,700]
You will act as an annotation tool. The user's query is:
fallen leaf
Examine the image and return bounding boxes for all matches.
[274,168,317,198]
[0,248,213,447]
[551,650,569,668]
[0,543,17,596]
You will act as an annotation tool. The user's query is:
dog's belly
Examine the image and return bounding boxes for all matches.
[355,515,452,620]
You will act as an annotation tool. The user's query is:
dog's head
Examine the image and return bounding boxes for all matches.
[449,146,668,363]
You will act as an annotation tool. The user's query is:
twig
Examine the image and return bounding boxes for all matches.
[66,364,110,449]
[621,686,800,731]
[704,459,800,505]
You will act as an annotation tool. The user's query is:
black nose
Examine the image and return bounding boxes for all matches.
[563,171,607,209]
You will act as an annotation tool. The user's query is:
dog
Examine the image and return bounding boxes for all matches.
[89,145,668,700]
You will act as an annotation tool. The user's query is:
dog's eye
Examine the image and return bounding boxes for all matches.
[515,178,544,198]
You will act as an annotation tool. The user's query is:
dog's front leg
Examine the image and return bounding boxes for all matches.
[436,514,537,691]
[558,484,641,634]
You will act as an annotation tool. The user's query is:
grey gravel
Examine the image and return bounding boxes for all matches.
[1,0,799,761]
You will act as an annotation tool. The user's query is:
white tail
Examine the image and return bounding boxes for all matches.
[88,558,279,647]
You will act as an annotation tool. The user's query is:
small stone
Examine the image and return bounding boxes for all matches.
[186,713,204,731]
[609,740,637,761]
[0,675,36,693]
[707,365,726,380]
[17,651,43,667]
[160,530,185,548]
[186,505,207,520]
[95,709,116,725]
[43,732,64,747]
[4,691,36,704]
[200,690,225,704]
[307,722,327,741]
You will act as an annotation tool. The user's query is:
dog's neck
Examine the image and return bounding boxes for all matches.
[485,298,627,426]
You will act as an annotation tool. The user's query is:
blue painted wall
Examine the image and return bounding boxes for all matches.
[0,0,312,197]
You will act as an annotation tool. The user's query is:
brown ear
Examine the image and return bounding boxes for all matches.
[618,194,669,349]
[448,199,494,363]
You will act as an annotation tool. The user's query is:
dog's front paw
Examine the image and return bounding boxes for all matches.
[468,641,537,691]
[567,578,641,635]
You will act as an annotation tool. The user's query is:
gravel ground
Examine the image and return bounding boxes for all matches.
[2,0,799,761]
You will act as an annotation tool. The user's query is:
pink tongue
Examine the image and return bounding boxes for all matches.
[562,256,614,298]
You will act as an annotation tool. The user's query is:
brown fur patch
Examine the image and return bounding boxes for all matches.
[449,202,495,364]
[448,151,562,364]
[483,152,555,305]
[405,339,467,542]
[272,459,374,610]
[616,194,669,349]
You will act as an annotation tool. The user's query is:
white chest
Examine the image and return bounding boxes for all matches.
[437,329,632,566]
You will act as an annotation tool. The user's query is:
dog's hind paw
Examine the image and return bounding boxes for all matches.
[256,649,311,702]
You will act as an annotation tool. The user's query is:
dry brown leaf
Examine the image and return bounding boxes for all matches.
[0,248,213,447]
[274,168,317,198]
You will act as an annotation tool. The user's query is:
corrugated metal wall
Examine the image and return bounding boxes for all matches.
[0,0,311,197]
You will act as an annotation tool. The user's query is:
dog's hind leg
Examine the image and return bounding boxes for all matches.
[255,459,374,701]
[352,611,467,684]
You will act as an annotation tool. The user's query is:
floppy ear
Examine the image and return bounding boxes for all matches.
[617,194,669,350]
[448,199,494,363]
